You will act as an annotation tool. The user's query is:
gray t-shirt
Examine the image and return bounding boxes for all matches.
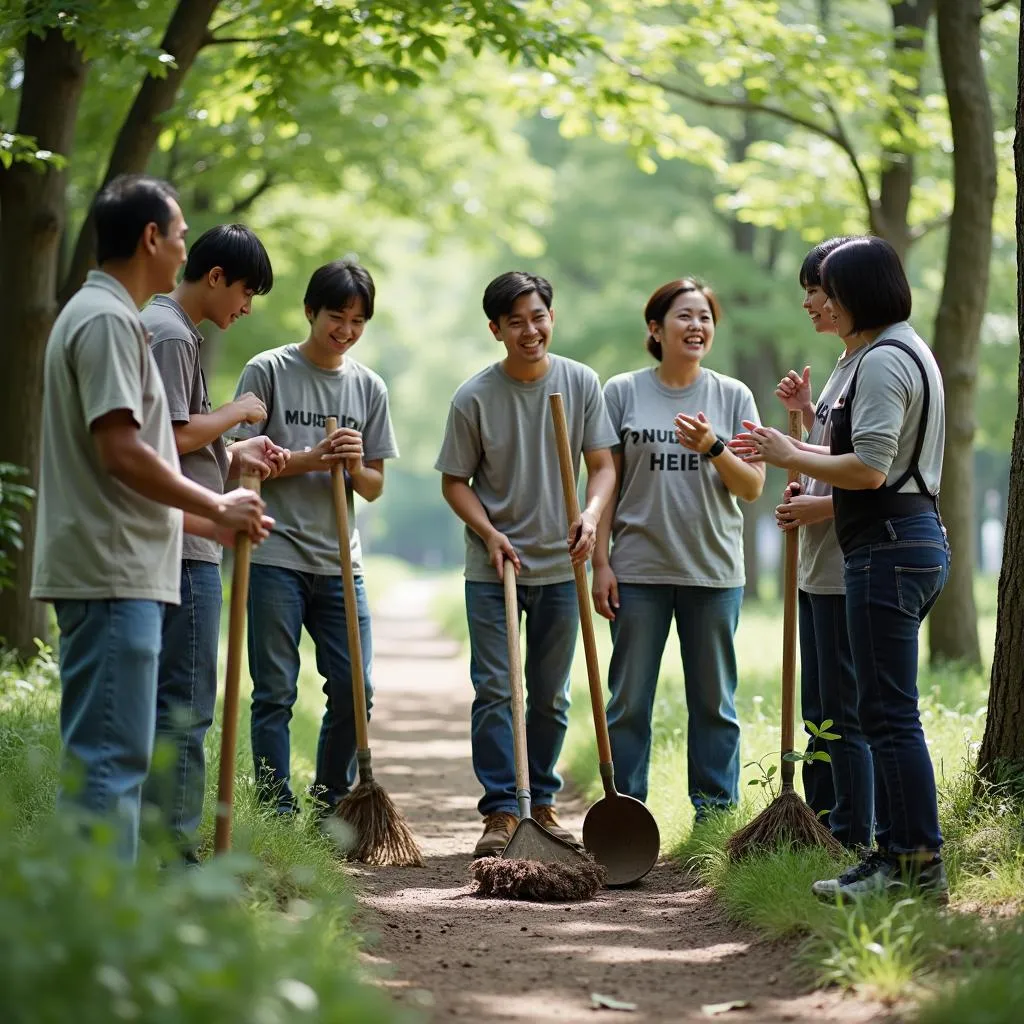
[31,271,183,604]
[142,295,230,565]
[603,367,759,587]
[435,354,617,584]
[798,347,869,595]
[231,344,398,576]
[849,321,945,492]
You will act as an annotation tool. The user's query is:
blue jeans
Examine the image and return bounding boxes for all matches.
[54,598,163,862]
[466,579,578,816]
[142,560,222,862]
[606,583,743,809]
[799,589,874,849]
[843,512,949,854]
[247,564,373,812]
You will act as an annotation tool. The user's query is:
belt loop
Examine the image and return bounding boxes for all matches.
[885,519,897,541]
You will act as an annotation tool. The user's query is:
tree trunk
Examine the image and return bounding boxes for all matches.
[927,0,996,668]
[877,0,933,261]
[977,9,1024,780]
[60,0,222,303]
[0,29,89,653]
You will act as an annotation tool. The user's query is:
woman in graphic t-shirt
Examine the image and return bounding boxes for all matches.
[773,236,874,852]
[592,278,765,819]
[736,237,949,903]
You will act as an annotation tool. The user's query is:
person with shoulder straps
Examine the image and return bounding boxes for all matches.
[734,236,949,902]
[772,238,874,851]
[141,224,289,864]
[592,278,765,821]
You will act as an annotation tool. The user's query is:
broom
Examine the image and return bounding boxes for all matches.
[725,410,844,861]
[470,560,605,901]
[325,416,424,867]
[214,473,261,856]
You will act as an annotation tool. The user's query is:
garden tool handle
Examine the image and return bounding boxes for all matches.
[503,560,531,820]
[549,393,616,790]
[326,417,370,754]
[780,409,803,791]
[214,472,261,855]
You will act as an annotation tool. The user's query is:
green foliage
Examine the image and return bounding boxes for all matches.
[0,637,408,1024]
[0,464,33,593]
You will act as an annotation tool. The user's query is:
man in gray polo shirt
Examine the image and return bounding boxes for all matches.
[31,175,271,862]
[142,224,288,864]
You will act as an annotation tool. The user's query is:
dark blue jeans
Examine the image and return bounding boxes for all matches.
[54,598,164,862]
[606,583,743,809]
[799,589,874,849]
[466,579,578,816]
[843,512,949,854]
[142,560,222,862]
[247,564,373,812]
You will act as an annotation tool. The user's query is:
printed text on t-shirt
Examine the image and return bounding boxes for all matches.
[284,411,361,430]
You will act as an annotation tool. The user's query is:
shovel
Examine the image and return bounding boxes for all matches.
[549,392,660,886]
[500,558,595,869]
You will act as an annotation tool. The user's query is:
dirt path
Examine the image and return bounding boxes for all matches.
[350,580,890,1023]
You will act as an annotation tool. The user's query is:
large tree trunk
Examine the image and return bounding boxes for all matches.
[877,1,933,261]
[0,29,89,654]
[927,0,996,668]
[976,11,1024,780]
[60,0,222,303]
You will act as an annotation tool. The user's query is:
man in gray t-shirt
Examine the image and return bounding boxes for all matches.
[435,271,617,856]
[141,224,286,863]
[31,177,269,863]
[230,260,399,816]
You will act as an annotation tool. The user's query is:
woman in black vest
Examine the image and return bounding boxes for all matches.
[732,236,949,902]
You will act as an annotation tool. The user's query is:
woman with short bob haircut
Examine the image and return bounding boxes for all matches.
[735,236,949,902]
[593,278,765,820]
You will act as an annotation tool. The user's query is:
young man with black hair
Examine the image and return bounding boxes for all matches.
[31,176,272,862]
[436,271,617,855]
[230,259,399,816]
[141,223,289,862]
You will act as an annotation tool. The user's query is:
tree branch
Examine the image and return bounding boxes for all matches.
[910,211,951,242]
[228,172,275,214]
[201,33,278,47]
[984,0,1014,12]
[820,94,882,234]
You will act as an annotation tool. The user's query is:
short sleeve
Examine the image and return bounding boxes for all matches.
[851,348,913,476]
[71,315,145,429]
[149,335,198,423]
[362,378,399,461]
[434,402,482,479]
[602,379,626,453]
[581,371,618,452]
[229,360,271,441]
[733,385,759,438]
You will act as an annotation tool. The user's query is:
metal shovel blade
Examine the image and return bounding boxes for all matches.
[502,817,593,868]
[583,793,660,887]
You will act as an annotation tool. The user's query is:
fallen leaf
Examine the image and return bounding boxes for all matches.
[590,992,637,1011]
[701,1001,751,1016]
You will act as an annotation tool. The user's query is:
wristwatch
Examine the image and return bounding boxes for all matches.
[704,437,726,459]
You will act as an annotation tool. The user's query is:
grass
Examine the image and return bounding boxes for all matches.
[0,553,425,1023]
[433,570,1023,1018]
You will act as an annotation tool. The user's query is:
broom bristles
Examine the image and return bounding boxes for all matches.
[333,779,425,867]
[725,788,845,862]
[470,855,606,901]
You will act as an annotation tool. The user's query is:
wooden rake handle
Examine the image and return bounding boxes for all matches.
[503,560,531,818]
[326,416,370,754]
[548,392,615,778]
[214,472,261,855]
[780,408,803,789]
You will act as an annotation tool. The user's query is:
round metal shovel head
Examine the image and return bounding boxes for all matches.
[502,817,592,868]
[583,793,660,887]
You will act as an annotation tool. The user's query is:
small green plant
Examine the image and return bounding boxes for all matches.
[744,719,839,802]
[0,463,33,592]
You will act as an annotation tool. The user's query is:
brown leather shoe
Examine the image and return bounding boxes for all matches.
[532,805,578,845]
[474,811,519,856]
